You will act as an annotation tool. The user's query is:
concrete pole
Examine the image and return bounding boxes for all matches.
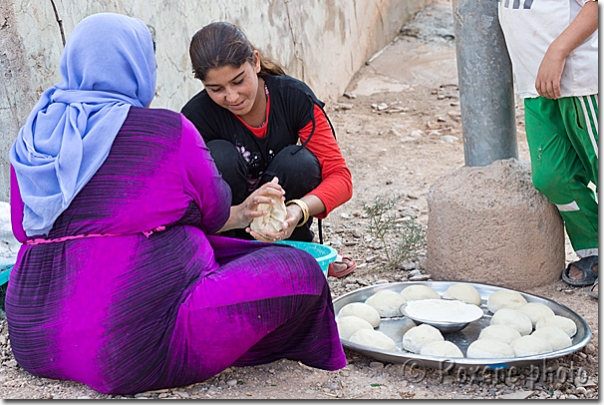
[452,0,518,167]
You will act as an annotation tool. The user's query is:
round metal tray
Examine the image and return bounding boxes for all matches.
[333,281,592,369]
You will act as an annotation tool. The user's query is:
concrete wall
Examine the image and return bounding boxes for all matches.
[0,0,430,202]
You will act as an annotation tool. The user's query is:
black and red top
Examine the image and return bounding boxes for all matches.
[181,74,352,219]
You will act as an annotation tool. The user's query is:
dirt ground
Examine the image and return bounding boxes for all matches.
[0,0,598,400]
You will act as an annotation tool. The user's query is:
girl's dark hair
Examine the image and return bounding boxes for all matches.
[189,22,285,81]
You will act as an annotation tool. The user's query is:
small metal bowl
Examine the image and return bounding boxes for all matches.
[400,299,484,334]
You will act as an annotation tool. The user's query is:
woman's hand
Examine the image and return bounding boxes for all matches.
[218,177,285,234]
[250,202,302,242]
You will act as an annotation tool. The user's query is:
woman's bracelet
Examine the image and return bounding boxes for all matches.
[286,199,310,228]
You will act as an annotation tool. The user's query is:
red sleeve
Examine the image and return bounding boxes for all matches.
[298,104,353,219]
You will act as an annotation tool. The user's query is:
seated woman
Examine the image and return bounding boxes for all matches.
[181,22,356,278]
[6,13,346,395]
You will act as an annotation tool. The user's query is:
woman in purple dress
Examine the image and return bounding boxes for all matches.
[6,13,345,395]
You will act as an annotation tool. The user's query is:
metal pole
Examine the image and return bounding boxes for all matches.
[452,0,518,167]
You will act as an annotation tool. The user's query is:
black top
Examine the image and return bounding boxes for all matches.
[181,74,330,181]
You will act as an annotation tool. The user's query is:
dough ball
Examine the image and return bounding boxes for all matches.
[336,316,374,340]
[517,302,555,326]
[478,324,521,344]
[509,335,553,357]
[467,339,515,359]
[400,285,440,301]
[365,290,407,318]
[402,323,444,354]
[490,308,533,336]
[535,315,577,338]
[338,302,381,328]
[420,340,464,358]
[249,195,286,237]
[349,328,397,352]
[443,283,482,306]
[531,327,573,351]
[487,290,527,313]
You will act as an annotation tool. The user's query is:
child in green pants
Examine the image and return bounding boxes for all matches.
[498,0,598,297]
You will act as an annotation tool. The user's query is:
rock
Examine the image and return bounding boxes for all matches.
[401,262,416,271]
[583,343,596,354]
[343,92,357,99]
[498,391,534,400]
[369,361,384,368]
[440,135,459,143]
[409,274,431,281]
[226,379,237,387]
[575,387,587,395]
[377,103,388,111]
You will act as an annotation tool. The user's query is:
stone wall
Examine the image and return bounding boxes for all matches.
[0,0,430,201]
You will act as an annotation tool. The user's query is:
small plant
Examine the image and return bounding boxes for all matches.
[363,194,426,269]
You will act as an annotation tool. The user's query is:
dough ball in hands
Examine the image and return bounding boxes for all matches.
[349,329,397,351]
[478,324,521,344]
[467,339,515,359]
[487,289,527,313]
[402,323,444,354]
[509,335,553,357]
[249,195,287,238]
[531,327,572,351]
[336,316,374,340]
[365,290,407,317]
[420,340,464,358]
[443,283,482,306]
[400,285,440,301]
[490,308,533,336]
[517,302,555,326]
[535,315,577,338]
[338,302,381,328]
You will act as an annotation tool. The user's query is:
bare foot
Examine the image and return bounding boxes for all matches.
[568,262,598,281]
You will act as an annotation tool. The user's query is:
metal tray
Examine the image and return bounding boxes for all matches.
[333,281,592,370]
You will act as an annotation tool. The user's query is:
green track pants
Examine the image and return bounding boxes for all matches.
[524,95,598,258]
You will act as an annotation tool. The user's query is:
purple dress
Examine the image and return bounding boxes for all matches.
[6,107,346,395]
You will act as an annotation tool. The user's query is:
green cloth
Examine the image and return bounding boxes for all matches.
[524,95,598,255]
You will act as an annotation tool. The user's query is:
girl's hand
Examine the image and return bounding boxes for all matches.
[250,203,302,242]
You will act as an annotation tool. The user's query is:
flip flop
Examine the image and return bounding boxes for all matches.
[589,279,598,299]
[561,255,598,287]
[328,255,357,278]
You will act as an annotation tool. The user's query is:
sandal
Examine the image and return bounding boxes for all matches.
[561,255,598,287]
[328,255,357,278]
[589,280,598,299]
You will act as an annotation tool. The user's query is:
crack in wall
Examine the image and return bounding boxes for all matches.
[49,0,65,47]
[282,0,305,81]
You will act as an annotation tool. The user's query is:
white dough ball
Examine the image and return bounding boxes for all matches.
[249,195,286,237]
[531,327,573,351]
[336,316,374,340]
[490,308,533,336]
[467,339,515,359]
[517,302,555,326]
[509,335,553,357]
[349,328,397,351]
[535,315,577,338]
[338,302,381,327]
[365,290,407,317]
[420,340,464,358]
[400,285,441,301]
[443,283,482,306]
[478,324,521,344]
[402,323,444,354]
[487,290,527,313]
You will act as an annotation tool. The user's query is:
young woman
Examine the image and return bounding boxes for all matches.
[181,22,356,278]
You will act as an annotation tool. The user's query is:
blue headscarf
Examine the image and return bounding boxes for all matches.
[9,13,157,237]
